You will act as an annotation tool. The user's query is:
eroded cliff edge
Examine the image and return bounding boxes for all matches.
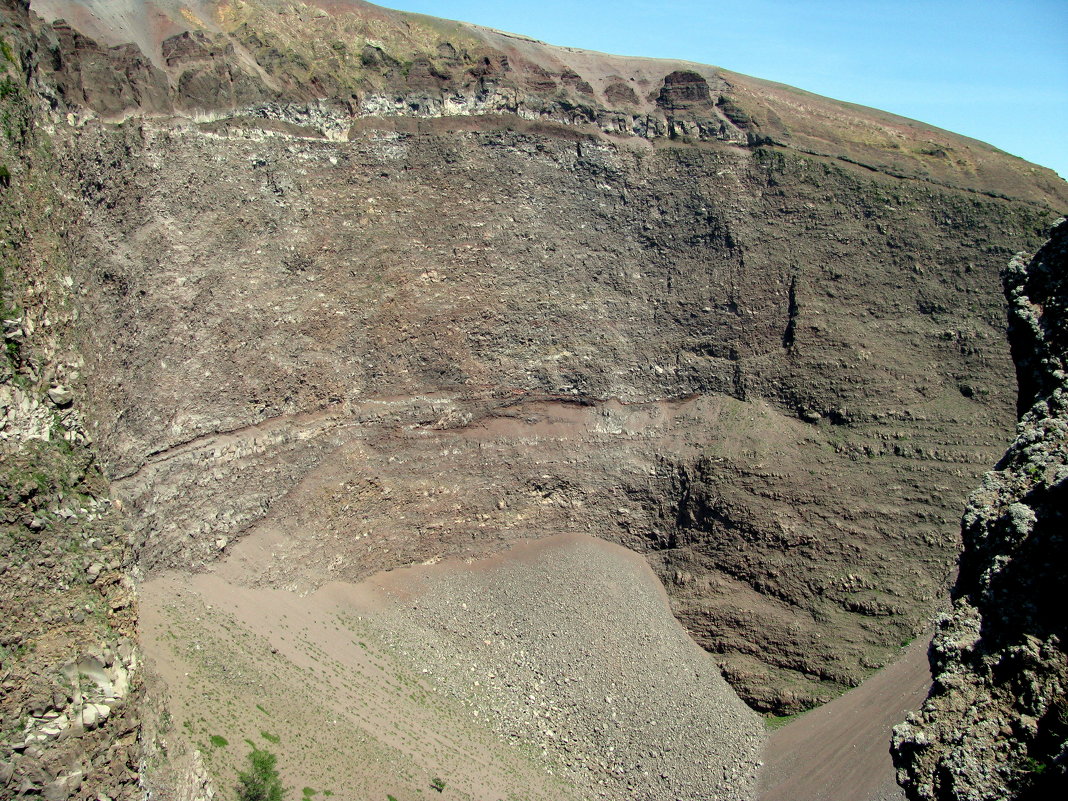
[2,0,1068,796]
[12,0,1068,719]
[892,221,1068,799]
[0,3,142,799]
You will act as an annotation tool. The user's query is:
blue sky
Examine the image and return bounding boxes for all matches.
[384,1,1068,181]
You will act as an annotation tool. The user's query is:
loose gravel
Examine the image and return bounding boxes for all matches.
[374,534,765,800]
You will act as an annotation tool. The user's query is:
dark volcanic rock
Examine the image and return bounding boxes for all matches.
[14,0,1066,720]
[0,4,144,801]
[39,20,170,115]
[5,5,1068,798]
[892,220,1068,800]
[657,69,713,109]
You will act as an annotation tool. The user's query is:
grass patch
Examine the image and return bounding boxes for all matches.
[260,730,280,744]
[765,710,808,730]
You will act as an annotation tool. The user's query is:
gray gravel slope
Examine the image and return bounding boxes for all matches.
[374,534,765,800]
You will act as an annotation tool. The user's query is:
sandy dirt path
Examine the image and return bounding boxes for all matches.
[758,634,931,801]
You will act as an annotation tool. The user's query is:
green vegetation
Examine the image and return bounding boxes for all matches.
[1020,756,1047,775]
[237,747,287,801]
[209,734,229,748]
[764,710,808,731]
[430,777,446,793]
[261,730,281,744]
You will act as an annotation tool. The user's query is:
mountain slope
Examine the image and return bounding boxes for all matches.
[24,0,1068,714]
[1,0,1066,798]
[29,0,1067,207]
[892,221,1068,800]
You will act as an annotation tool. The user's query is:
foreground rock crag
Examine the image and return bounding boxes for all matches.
[892,221,1068,799]
[0,3,141,798]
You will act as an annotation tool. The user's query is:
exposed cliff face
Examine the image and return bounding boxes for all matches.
[892,222,1068,799]
[14,0,1067,719]
[0,3,142,799]
[2,0,1067,797]
[26,0,1068,206]
[61,115,1058,717]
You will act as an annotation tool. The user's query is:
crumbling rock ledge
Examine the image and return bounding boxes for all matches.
[892,220,1068,800]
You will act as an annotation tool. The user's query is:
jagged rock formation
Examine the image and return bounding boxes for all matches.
[0,0,1066,797]
[0,3,141,799]
[24,0,1068,206]
[892,221,1068,799]
[15,0,1068,716]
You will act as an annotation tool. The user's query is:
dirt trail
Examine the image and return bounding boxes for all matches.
[758,635,932,801]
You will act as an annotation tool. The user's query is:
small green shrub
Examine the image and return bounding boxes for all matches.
[430,777,446,793]
[237,748,287,801]
[1020,756,1047,775]
[261,730,280,744]
[209,734,228,748]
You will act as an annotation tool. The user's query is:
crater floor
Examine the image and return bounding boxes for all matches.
[140,533,765,800]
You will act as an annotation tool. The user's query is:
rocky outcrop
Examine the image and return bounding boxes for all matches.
[25,1,1067,207]
[12,0,1065,722]
[892,221,1068,799]
[0,2,142,798]
[3,0,1068,797]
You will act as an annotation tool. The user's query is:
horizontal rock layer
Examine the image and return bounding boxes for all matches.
[892,221,1068,799]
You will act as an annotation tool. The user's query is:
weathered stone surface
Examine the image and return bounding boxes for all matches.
[2,1,1067,799]
[0,4,145,798]
[11,0,1065,723]
[657,70,713,109]
[892,220,1068,799]
[47,385,73,406]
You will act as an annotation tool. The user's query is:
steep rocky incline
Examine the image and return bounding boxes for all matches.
[65,117,1056,717]
[0,2,141,799]
[0,9,1064,798]
[3,0,1068,798]
[892,222,1068,799]
[28,0,1068,207]
[11,0,1066,722]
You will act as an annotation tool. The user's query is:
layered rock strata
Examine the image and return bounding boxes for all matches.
[0,6,1065,800]
[892,221,1068,799]
[14,0,1068,718]
[0,2,142,798]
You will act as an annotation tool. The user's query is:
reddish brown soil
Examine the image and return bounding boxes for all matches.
[759,635,931,801]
